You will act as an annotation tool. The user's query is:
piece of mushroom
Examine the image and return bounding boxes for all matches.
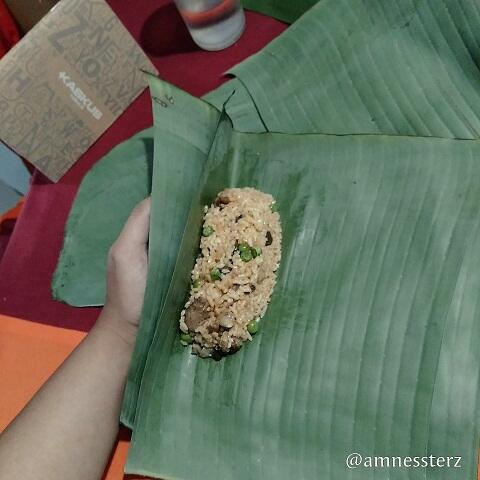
[218,311,235,329]
[185,298,209,331]
[214,193,231,207]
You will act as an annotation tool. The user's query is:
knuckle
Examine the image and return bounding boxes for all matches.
[109,240,137,264]
[109,241,124,261]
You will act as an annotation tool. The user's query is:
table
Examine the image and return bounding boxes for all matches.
[0,0,286,331]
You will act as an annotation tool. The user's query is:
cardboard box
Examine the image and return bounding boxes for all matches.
[0,0,157,181]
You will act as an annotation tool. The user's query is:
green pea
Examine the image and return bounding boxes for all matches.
[270,202,278,212]
[210,268,222,281]
[202,225,214,237]
[192,278,201,289]
[247,321,259,335]
[251,246,262,258]
[238,242,250,252]
[240,249,253,262]
[180,332,194,344]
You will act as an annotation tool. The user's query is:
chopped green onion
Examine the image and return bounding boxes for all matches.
[202,225,214,237]
[270,202,278,212]
[210,268,222,281]
[251,246,262,258]
[247,321,259,335]
[192,278,201,289]
[180,332,194,344]
[240,249,253,262]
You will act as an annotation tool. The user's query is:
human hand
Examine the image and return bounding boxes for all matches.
[0,198,151,480]
[101,197,151,346]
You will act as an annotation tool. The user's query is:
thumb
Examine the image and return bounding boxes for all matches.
[115,197,151,251]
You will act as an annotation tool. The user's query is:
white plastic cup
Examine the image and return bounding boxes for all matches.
[174,0,245,51]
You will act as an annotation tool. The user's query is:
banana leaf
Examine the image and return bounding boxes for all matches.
[428,257,480,478]
[52,75,480,471]
[125,106,480,480]
[122,76,271,427]
[231,0,480,137]
[51,128,153,306]
[243,0,319,23]
[203,79,266,133]
[121,78,221,426]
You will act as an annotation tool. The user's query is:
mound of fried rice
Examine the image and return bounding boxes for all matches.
[180,187,282,358]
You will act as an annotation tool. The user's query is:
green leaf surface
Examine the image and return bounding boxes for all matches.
[243,0,319,23]
[203,78,267,133]
[126,112,480,480]
[231,0,480,138]
[121,77,221,427]
[427,253,480,478]
[51,129,153,306]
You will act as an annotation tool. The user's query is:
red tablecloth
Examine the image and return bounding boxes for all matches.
[0,0,20,57]
[0,0,286,331]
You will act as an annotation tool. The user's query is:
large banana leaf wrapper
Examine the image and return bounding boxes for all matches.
[124,78,479,480]
[51,0,480,478]
[53,74,480,479]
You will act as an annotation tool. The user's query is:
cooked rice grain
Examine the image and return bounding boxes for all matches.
[180,187,282,357]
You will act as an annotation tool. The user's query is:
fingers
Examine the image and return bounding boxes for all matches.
[115,197,151,252]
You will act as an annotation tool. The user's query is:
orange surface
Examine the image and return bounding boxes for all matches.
[0,314,133,479]
[0,198,24,221]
